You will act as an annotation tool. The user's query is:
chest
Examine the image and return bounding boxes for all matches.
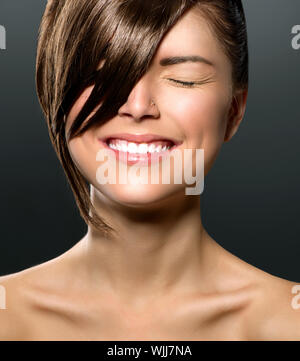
[26,298,248,340]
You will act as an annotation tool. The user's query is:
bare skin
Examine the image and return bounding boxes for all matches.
[0,7,299,340]
[0,233,299,341]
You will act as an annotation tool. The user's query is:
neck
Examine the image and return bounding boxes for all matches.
[75,186,215,304]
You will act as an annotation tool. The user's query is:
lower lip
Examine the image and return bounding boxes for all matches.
[98,140,179,166]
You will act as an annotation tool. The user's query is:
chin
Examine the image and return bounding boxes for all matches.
[96,183,184,209]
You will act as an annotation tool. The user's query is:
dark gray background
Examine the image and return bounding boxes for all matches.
[0,1,299,281]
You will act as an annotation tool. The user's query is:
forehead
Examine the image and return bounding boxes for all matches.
[153,7,228,67]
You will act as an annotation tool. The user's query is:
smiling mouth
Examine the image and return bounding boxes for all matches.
[105,138,176,154]
[99,135,182,165]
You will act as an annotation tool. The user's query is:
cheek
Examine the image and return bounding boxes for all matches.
[65,85,96,136]
[65,85,102,183]
[169,88,229,173]
[68,134,98,184]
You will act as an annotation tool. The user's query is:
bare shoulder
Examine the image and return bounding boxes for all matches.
[0,250,75,340]
[240,268,300,340]
[210,239,300,340]
[0,271,35,340]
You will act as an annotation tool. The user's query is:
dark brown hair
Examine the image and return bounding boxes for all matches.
[36,0,248,236]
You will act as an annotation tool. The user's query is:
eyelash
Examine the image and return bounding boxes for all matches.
[167,78,199,88]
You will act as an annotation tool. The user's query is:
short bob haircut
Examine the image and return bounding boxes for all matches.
[36,0,248,236]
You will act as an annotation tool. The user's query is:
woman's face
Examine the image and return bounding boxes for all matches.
[65,8,242,207]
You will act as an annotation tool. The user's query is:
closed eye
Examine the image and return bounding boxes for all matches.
[167,78,203,88]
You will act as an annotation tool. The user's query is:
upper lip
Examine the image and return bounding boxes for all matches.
[100,133,182,146]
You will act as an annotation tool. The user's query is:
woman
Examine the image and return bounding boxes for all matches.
[0,0,299,340]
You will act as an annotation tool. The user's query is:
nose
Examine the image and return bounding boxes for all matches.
[118,73,160,122]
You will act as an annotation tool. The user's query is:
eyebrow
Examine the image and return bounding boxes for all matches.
[159,55,214,67]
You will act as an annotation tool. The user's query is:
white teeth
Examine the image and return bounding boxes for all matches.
[148,144,156,153]
[138,143,148,154]
[108,139,172,154]
[155,145,162,153]
[119,140,128,152]
[127,142,138,153]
